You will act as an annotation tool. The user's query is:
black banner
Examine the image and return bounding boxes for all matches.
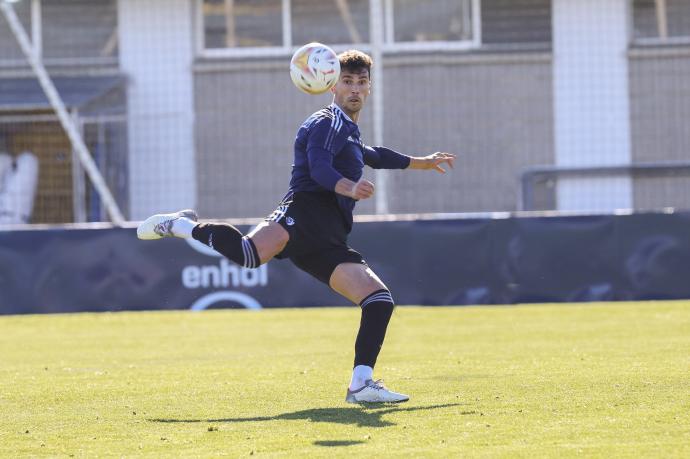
[2,212,690,314]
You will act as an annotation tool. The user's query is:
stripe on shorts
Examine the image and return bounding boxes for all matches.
[267,204,289,222]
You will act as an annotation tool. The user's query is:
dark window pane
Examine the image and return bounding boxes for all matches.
[392,0,474,43]
[0,1,32,63]
[204,0,282,48]
[633,0,657,39]
[292,0,369,45]
[42,0,118,60]
[667,0,690,37]
[634,0,690,39]
[481,0,551,45]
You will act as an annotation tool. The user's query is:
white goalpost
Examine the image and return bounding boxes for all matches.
[0,0,125,225]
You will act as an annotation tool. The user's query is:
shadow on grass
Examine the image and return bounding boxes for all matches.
[150,403,462,428]
[313,440,365,447]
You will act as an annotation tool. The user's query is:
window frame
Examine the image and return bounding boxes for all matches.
[195,0,482,59]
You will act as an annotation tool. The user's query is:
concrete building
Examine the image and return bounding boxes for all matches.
[0,0,689,223]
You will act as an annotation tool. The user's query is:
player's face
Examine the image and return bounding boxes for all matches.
[331,69,370,116]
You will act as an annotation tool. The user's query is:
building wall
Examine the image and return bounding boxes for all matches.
[193,52,554,218]
[383,54,553,214]
[5,0,690,221]
[193,60,328,218]
[629,48,690,210]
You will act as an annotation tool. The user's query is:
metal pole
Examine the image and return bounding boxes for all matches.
[71,108,87,223]
[656,0,668,40]
[369,0,388,214]
[0,0,125,225]
[282,0,291,48]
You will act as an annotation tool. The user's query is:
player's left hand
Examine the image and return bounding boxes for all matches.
[423,152,456,173]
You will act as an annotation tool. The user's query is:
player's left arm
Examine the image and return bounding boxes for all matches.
[363,146,410,169]
[364,146,455,173]
[407,151,456,174]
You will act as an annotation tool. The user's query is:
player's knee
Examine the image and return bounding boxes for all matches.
[274,227,289,247]
[359,289,395,311]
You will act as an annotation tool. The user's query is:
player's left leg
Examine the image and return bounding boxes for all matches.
[329,262,409,403]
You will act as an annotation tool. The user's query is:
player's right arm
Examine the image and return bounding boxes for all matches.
[335,177,375,200]
[306,117,374,200]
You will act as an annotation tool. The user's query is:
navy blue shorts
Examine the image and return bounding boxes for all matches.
[265,191,366,284]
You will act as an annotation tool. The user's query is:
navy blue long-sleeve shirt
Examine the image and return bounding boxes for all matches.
[288,103,411,231]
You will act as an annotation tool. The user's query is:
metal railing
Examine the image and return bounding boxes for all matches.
[520,161,690,211]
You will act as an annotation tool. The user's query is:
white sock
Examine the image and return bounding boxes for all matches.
[171,217,196,238]
[349,365,373,391]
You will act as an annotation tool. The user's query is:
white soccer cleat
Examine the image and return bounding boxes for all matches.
[136,209,198,240]
[345,379,409,404]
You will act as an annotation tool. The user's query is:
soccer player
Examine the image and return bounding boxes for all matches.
[137,50,455,403]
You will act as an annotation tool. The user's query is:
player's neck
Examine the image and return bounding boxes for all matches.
[334,102,360,124]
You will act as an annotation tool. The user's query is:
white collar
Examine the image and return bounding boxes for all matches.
[331,103,354,123]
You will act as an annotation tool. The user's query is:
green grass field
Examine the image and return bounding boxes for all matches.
[1,301,689,458]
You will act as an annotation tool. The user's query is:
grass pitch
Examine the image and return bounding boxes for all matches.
[1,302,689,458]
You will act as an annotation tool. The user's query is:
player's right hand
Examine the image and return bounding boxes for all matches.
[351,179,375,200]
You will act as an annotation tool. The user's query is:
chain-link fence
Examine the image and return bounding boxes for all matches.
[1,0,689,224]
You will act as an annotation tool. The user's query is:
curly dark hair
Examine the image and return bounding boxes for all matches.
[338,50,373,77]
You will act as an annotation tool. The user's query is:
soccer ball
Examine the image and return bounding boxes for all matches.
[290,43,340,95]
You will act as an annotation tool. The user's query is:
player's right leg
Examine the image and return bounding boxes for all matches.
[137,210,288,267]
[329,262,409,404]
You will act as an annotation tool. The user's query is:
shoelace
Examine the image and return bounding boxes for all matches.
[153,218,175,236]
[368,379,388,391]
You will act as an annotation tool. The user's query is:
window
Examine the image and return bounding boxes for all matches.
[388,0,475,44]
[481,0,551,45]
[292,0,370,45]
[199,0,480,55]
[0,0,118,65]
[203,0,283,48]
[42,0,118,60]
[633,0,690,43]
[0,1,32,64]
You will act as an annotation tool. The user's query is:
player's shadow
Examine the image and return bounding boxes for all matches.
[150,403,461,428]
[313,440,365,447]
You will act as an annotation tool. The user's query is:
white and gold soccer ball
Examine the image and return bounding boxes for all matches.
[290,42,340,95]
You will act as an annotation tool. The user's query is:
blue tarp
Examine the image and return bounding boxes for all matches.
[2,212,690,314]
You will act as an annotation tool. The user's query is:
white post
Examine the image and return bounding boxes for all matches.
[472,0,482,46]
[0,0,125,224]
[369,0,388,214]
[656,0,668,40]
[552,0,633,211]
[282,0,291,48]
[383,0,394,44]
[118,0,197,219]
